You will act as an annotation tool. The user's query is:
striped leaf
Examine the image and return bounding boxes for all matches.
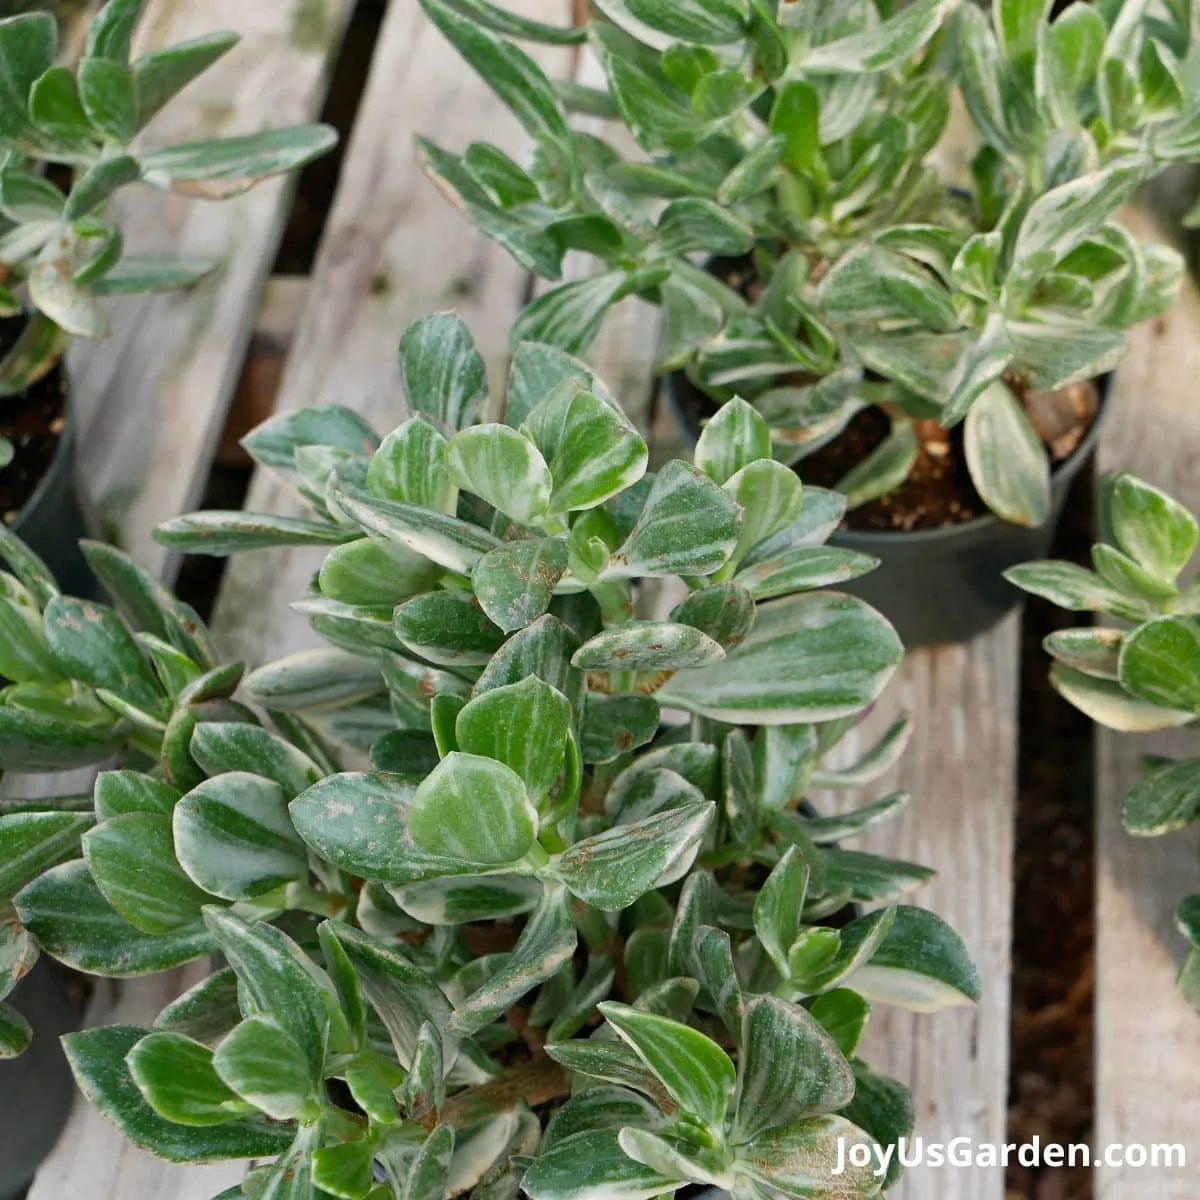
[659,592,902,724]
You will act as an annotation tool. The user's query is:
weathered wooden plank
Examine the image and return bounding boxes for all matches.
[1093,208,1200,1200]
[212,0,575,666]
[69,0,354,581]
[814,623,1019,1200]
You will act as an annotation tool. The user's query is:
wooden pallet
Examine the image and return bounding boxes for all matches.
[21,2,1200,1197]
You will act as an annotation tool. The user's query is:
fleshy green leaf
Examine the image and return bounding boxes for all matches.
[213,1016,315,1120]
[409,752,538,865]
[599,1001,735,1126]
[398,312,489,431]
[446,424,552,524]
[64,1025,293,1162]
[173,772,308,901]
[659,592,901,724]
[126,1031,250,1126]
[0,811,92,901]
[455,677,570,801]
[15,860,213,976]
[82,813,212,934]
[473,537,568,633]
[549,803,714,910]
[733,994,855,1141]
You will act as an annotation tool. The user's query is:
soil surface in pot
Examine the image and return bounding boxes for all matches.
[679,255,1099,532]
[0,314,67,525]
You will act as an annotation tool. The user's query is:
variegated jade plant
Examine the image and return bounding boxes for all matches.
[1008,471,1200,1004]
[0,313,976,1199]
[416,0,1193,527]
[0,0,335,462]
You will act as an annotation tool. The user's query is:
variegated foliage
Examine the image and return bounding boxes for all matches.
[0,315,979,1197]
[1008,470,1200,1004]
[415,0,1200,525]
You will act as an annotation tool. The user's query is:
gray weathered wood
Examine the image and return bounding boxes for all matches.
[212,0,575,666]
[814,623,1019,1200]
[1093,208,1200,1199]
[68,0,354,582]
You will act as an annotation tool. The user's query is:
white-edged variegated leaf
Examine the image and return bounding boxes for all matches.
[572,621,725,672]
[473,537,568,632]
[449,885,576,1034]
[1107,472,1198,583]
[605,461,739,579]
[1003,560,1152,621]
[734,1115,879,1198]
[832,906,980,1013]
[523,383,648,513]
[409,753,538,866]
[455,676,571,801]
[732,994,855,1142]
[617,1128,721,1187]
[1043,627,1123,679]
[522,1128,678,1200]
[15,860,214,977]
[241,648,381,712]
[695,397,771,486]
[398,311,488,431]
[810,716,913,787]
[963,380,1051,526]
[391,873,544,925]
[446,424,552,524]
[368,416,458,512]
[802,0,951,73]
[549,801,713,911]
[1119,616,1200,712]
[0,811,93,901]
[658,592,901,724]
[1122,757,1200,837]
[735,546,878,601]
[599,1000,735,1127]
[335,488,500,573]
[1051,664,1194,732]
[212,1016,315,1120]
[752,846,808,980]
[172,772,308,901]
[725,460,806,561]
[155,511,353,556]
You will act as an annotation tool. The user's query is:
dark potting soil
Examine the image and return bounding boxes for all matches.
[678,254,1099,532]
[1006,462,1096,1200]
[0,315,67,525]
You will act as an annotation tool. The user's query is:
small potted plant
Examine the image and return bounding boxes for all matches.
[0,0,335,594]
[1007,471,1200,1004]
[414,0,1197,644]
[0,314,979,1197]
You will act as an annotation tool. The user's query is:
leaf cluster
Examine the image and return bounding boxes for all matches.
[0,314,981,1196]
[1007,470,1200,1002]
[415,0,1200,524]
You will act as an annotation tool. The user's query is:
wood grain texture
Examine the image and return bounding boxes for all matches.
[211,0,574,666]
[68,0,354,581]
[1093,209,1200,1199]
[814,621,1019,1200]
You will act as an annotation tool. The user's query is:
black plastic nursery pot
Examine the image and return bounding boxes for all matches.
[0,961,80,1200]
[662,371,1110,649]
[5,390,100,600]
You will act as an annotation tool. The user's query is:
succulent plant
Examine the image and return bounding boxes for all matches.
[0,0,335,463]
[1007,470,1200,1003]
[415,0,1196,528]
[0,314,979,1197]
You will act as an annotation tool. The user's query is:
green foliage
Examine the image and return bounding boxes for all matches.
[1009,470,1200,1003]
[0,313,978,1197]
[414,0,1200,524]
[0,0,336,470]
